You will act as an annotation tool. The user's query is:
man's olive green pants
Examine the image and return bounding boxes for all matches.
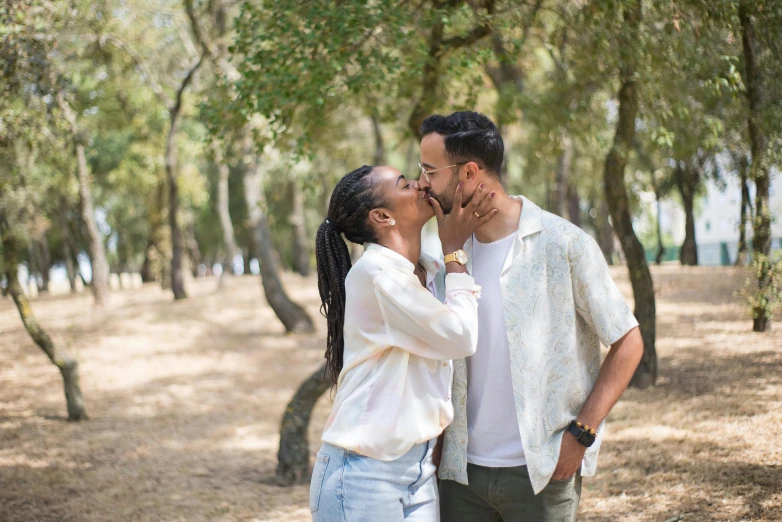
[440,463,581,522]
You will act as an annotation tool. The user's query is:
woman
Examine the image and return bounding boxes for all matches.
[311,164,497,521]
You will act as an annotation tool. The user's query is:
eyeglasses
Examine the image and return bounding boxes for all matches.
[417,162,467,183]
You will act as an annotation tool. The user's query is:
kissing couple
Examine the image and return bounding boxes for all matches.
[310,111,643,522]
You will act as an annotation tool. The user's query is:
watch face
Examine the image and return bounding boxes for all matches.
[577,431,595,447]
[456,250,468,264]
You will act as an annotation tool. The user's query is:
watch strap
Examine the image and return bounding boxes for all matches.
[443,251,465,265]
[567,421,596,448]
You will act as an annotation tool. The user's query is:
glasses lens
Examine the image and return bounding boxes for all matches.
[418,164,429,183]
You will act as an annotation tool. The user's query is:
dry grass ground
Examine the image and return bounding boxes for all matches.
[0,266,780,522]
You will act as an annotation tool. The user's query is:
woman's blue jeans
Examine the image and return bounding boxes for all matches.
[310,438,439,521]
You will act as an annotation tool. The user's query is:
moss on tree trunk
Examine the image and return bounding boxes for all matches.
[1,215,87,421]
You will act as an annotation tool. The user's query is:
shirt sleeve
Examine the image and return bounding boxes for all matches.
[570,233,639,347]
[373,269,481,361]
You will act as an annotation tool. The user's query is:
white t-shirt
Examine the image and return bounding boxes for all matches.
[466,232,526,467]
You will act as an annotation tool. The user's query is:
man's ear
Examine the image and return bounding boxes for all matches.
[464,161,481,182]
[368,208,394,227]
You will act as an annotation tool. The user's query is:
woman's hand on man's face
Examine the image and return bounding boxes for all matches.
[429,182,498,254]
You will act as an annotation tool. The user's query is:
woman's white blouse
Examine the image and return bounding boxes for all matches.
[320,243,481,461]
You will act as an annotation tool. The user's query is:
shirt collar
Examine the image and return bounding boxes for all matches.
[464,195,544,275]
[365,243,441,286]
[513,195,544,239]
[364,243,415,272]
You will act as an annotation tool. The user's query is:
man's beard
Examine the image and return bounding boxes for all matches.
[428,174,472,214]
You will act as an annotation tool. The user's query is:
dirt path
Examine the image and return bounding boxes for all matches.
[1,267,780,521]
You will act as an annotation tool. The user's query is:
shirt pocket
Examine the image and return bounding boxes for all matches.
[309,453,330,513]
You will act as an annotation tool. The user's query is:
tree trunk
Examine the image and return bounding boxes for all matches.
[655,194,665,265]
[243,145,315,334]
[65,128,109,300]
[408,2,495,137]
[290,180,311,277]
[596,199,615,265]
[676,163,699,266]
[408,16,445,138]
[647,167,666,266]
[753,316,770,332]
[57,94,110,306]
[36,232,51,292]
[166,57,202,300]
[213,139,238,289]
[497,123,510,189]
[552,132,573,218]
[166,115,187,299]
[485,15,539,190]
[243,248,252,276]
[116,227,134,275]
[679,189,698,266]
[567,182,581,228]
[735,154,751,267]
[185,221,201,278]
[1,215,87,421]
[75,141,110,305]
[602,0,656,388]
[277,363,331,484]
[740,2,772,332]
[145,180,170,285]
[370,113,386,165]
[140,242,157,283]
[68,242,87,290]
[75,255,88,289]
[28,239,43,293]
[63,238,77,291]
[58,202,78,292]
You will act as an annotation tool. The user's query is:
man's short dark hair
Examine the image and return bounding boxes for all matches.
[420,111,504,176]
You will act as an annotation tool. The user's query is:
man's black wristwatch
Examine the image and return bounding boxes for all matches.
[567,420,596,448]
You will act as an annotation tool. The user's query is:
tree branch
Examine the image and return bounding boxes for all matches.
[55,91,77,128]
[408,0,497,136]
[441,0,497,49]
[441,24,492,49]
[486,0,542,91]
[98,34,173,108]
[172,55,204,119]
[184,0,215,58]
[183,0,240,81]
[176,19,201,61]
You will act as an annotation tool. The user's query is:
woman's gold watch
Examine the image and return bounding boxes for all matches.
[443,249,468,266]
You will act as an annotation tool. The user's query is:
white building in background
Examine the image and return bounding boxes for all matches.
[645,169,782,266]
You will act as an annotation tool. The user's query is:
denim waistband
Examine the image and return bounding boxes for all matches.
[322,437,438,461]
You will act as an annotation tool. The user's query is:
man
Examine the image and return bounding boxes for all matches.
[418,111,643,521]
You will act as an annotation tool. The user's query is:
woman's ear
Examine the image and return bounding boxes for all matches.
[368,208,395,227]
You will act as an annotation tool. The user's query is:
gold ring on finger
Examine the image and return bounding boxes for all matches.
[474,211,481,218]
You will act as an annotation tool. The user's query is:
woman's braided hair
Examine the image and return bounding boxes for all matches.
[315,165,386,385]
